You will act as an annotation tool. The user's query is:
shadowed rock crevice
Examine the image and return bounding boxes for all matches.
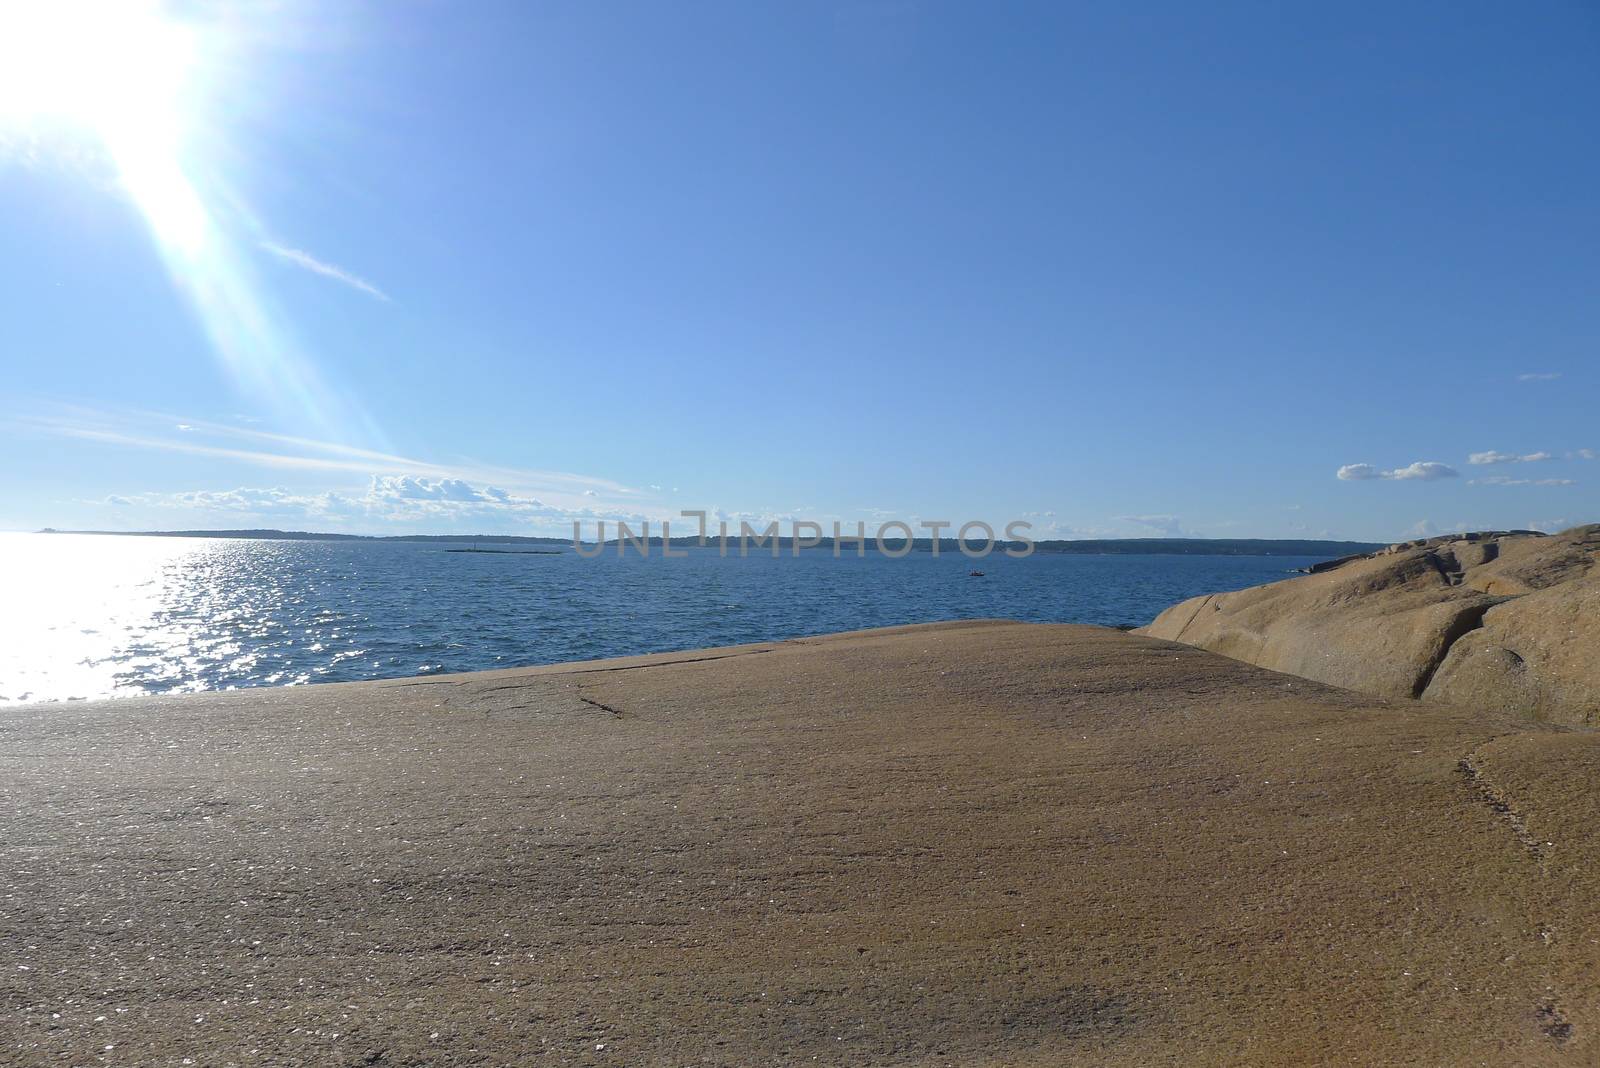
[1424,549,1466,587]
[1412,602,1496,698]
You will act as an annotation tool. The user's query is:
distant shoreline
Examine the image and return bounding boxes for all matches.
[32,527,1385,558]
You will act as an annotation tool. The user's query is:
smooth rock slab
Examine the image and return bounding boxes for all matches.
[1,621,1598,1065]
[1142,524,1600,725]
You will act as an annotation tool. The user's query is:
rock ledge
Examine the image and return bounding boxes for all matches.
[1141,524,1600,725]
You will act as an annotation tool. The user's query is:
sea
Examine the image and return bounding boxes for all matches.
[0,533,1325,705]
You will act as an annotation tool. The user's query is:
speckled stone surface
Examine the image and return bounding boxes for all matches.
[3,621,1597,1065]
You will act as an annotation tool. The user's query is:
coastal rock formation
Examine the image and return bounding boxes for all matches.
[3,621,1600,1065]
[1141,524,1600,725]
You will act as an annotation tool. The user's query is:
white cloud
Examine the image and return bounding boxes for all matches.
[16,406,642,515]
[1517,372,1561,382]
[1469,476,1577,487]
[117,487,343,517]
[101,475,659,534]
[1388,462,1459,481]
[1116,514,1188,537]
[1338,461,1459,482]
[1469,450,1552,465]
[367,475,526,505]
[260,242,391,302]
[1014,513,1108,539]
[1570,449,1597,461]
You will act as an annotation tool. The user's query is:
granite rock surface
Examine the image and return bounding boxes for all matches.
[1142,525,1600,726]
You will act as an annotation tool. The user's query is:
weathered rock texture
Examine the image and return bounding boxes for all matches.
[3,621,1600,1065]
[1142,524,1600,726]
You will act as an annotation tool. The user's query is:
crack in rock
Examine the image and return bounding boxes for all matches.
[1171,594,1216,643]
[1456,748,1544,861]
[575,694,627,718]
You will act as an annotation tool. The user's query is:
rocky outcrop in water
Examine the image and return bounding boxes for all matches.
[1141,524,1600,726]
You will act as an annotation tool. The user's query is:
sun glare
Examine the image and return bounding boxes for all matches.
[0,0,384,447]
[0,0,206,248]
[0,1,195,115]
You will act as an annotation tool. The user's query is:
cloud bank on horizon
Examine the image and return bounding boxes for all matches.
[1115,514,1189,537]
[10,402,1596,541]
[97,475,576,527]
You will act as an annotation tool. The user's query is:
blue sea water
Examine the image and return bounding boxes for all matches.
[0,533,1324,704]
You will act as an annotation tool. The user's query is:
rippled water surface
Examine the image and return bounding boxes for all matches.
[0,533,1325,703]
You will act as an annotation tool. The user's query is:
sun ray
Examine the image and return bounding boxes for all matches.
[0,0,386,449]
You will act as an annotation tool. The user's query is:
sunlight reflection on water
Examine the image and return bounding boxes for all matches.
[0,534,289,703]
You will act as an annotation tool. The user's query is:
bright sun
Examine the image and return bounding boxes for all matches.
[0,1,371,444]
[0,0,196,130]
[0,0,206,247]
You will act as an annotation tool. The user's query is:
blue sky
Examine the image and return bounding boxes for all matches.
[2,0,1596,542]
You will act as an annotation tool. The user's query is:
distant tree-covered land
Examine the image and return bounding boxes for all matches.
[598,535,1384,557]
[40,529,1386,559]
[1030,538,1383,557]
